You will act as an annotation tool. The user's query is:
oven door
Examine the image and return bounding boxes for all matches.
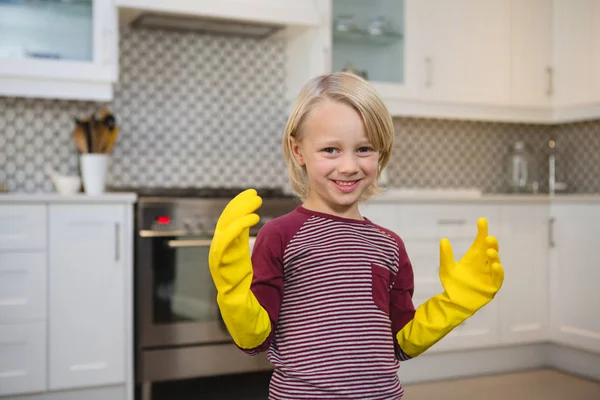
[138,231,256,348]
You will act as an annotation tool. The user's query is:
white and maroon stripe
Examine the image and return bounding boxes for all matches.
[266,215,404,399]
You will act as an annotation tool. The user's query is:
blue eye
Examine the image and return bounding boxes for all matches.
[322,147,338,154]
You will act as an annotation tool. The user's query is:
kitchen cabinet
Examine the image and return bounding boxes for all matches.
[509,0,553,110]
[325,0,600,124]
[48,204,126,390]
[0,205,48,397]
[549,203,600,354]
[0,0,118,101]
[330,0,420,102]
[416,0,511,107]
[552,0,600,111]
[497,205,549,345]
[0,197,134,399]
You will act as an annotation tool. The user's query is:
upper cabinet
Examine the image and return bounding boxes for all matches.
[552,0,600,114]
[417,0,511,106]
[509,0,553,111]
[0,0,118,101]
[328,0,600,124]
[331,0,406,85]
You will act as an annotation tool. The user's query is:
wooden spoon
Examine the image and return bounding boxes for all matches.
[73,120,88,153]
[103,127,120,154]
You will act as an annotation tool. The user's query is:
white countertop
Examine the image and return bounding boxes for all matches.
[368,188,600,204]
[0,192,138,203]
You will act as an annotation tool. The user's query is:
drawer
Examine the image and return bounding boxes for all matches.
[0,205,47,251]
[397,205,496,240]
[0,252,47,323]
[0,322,46,396]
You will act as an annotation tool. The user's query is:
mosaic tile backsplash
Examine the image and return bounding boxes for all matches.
[1,26,600,194]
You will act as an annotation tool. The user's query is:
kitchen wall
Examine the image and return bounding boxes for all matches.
[1,26,599,194]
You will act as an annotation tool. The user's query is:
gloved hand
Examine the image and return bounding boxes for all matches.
[208,189,272,349]
[439,217,504,313]
[397,217,504,358]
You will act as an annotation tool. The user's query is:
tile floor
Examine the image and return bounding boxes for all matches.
[150,369,600,399]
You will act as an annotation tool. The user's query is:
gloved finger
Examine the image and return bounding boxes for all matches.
[216,189,262,231]
[486,248,500,264]
[474,218,488,247]
[485,236,499,252]
[209,214,260,268]
[491,262,504,289]
[439,238,455,269]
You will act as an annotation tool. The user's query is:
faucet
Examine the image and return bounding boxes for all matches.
[548,139,556,197]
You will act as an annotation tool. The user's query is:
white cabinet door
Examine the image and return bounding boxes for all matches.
[549,204,600,354]
[0,0,118,101]
[552,0,600,108]
[510,0,553,108]
[497,204,549,345]
[48,205,126,390]
[418,0,511,106]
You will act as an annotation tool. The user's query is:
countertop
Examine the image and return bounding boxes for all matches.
[367,189,600,204]
[0,192,137,204]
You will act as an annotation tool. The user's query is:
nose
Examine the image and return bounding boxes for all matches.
[338,153,360,175]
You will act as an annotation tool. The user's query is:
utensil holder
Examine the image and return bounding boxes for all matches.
[80,154,109,196]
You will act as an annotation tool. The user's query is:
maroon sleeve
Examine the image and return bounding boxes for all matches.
[241,208,308,354]
[389,234,417,361]
[237,220,285,354]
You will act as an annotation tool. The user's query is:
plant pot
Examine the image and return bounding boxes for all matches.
[80,154,109,196]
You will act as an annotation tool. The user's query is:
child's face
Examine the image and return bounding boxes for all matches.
[291,100,380,218]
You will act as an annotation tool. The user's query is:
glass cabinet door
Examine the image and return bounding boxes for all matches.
[0,0,94,62]
[332,0,405,84]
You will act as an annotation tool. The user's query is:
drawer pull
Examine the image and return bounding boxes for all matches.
[0,339,26,345]
[437,218,467,225]
[0,268,27,274]
[0,370,26,378]
[0,298,28,306]
[70,362,108,371]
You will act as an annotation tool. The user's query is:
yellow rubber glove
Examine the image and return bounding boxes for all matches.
[208,189,272,349]
[397,218,504,358]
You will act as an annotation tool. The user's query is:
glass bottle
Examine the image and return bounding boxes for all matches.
[505,141,538,193]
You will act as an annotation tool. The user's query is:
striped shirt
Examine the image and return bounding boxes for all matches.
[248,206,416,399]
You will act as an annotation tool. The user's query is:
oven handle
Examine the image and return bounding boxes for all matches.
[166,237,257,248]
[167,239,212,248]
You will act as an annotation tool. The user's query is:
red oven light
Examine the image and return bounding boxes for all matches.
[157,216,171,225]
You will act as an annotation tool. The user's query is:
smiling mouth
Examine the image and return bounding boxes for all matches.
[334,180,358,186]
[332,179,361,193]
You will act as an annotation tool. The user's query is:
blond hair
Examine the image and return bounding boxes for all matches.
[282,72,394,201]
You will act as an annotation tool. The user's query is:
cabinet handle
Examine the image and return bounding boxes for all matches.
[115,222,120,261]
[437,218,467,225]
[546,66,553,96]
[548,217,556,248]
[425,57,433,87]
[323,46,331,73]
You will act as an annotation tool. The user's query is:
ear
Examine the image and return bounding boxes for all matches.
[290,137,305,166]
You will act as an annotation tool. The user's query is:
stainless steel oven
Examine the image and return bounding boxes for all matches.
[126,188,299,400]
